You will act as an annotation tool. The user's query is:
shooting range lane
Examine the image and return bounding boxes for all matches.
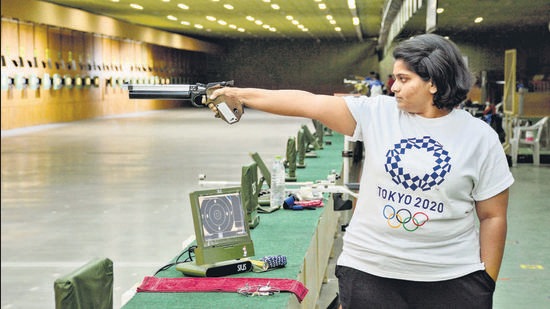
[0,107,309,309]
[121,128,345,308]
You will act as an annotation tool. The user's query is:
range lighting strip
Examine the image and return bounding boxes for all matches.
[314,0,345,40]
[158,1,250,37]
[347,0,363,41]
[260,0,317,39]
[125,0,363,41]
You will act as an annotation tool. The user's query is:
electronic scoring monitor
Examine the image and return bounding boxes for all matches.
[187,187,255,265]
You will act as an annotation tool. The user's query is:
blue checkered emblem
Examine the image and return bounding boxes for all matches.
[384,136,451,191]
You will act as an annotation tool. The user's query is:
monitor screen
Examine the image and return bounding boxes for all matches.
[198,192,247,245]
[189,187,255,265]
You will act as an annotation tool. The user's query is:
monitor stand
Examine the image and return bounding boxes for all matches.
[257,192,281,213]
[249,212,260,229]
[176,259,253,277]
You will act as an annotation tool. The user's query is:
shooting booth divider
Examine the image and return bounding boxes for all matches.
[241,162,261,228]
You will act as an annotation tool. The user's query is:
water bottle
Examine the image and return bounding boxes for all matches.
[270,155,286,208]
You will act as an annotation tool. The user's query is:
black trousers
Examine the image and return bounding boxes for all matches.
[336,265,495,309]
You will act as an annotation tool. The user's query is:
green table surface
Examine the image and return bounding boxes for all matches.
[122,132,344,309]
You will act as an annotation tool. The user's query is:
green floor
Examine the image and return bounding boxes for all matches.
[494,164,550,309]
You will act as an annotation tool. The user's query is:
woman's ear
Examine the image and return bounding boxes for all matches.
[429,82,437,94]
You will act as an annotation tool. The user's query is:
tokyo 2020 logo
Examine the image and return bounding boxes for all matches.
[384,136,451,192]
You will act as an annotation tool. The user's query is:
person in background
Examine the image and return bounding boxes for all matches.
[207,33,513,309]
[483,101,497,124]
[385,74,396,96]
[365,72,384,97]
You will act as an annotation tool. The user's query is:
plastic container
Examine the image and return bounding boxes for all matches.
[525,130,534,142]
[270,155,286,208]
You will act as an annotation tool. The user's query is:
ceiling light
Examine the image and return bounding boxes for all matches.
[436,8,444,14]
[301,28,309,32]
[262,0,271,2]
[111,0,119,2]
[269,27,277,32]
[347,0,356,10]
[474,17,483,23]
[335,27,342,32]
[238,28,245,32]
[167,15,177,21]
[271,4,280,10]
[224,4,234,10]
[330,20,336,25]
[319,3,327,10]
[162,0,170,2]
[255,20,263,25]
[206,16,216,21]
[229,24,237,29]
[194,24,203,29]
[326,15,333,20]
[262,24,270,29]
[286,15,294,20]
[218,20,227,25]
[246,16,255,21]
[352,17,360,26]
[292,20,299,25]
[130,3,143,10]
[177,4,189,10]
[180,21,190,26]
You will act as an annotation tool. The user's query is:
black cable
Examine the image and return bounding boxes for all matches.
[153,245,197,276]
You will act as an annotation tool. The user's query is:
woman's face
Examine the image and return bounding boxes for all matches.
[391,59,444,118]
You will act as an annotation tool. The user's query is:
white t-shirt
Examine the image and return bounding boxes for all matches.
[337,95,514,281]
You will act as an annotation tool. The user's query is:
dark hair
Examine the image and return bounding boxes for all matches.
[392,34,472,110]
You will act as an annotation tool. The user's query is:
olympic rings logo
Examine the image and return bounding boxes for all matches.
[383,205,429,232]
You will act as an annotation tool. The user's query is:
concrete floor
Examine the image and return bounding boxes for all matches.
[1,107,314,309]
[2,107,549,309]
